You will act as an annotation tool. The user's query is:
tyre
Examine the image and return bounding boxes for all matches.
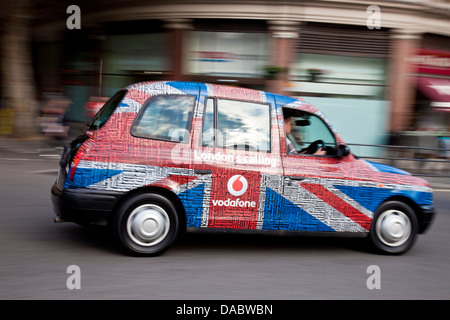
[369,200,418,255]
[113,193,180,256]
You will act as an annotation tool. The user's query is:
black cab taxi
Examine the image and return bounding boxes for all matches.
[51,81,435,256]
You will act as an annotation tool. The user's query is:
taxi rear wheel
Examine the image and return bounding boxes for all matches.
[113,193,180,256]
[369,201,418,255]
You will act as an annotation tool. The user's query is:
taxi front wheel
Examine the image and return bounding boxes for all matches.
[113,193,180,256]
[369,201,418,255]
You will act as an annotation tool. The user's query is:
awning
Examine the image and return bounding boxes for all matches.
[417,77,450,112]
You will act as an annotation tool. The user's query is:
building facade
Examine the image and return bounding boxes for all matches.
[32,0,450,152]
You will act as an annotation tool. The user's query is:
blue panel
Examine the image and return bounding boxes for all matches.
[334,185,433,212]
[273,94,297,108]
[333,185,386,213]
[365,160,411,175]
[178,183,205,228]
[262,188,334,232]
[117,102,129,112]
[65,168,123,188]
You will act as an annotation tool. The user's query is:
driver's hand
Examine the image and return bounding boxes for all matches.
[313,148,327,155]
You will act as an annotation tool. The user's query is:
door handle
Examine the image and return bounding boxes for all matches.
[287,176,305,181]
[194,169,212,175]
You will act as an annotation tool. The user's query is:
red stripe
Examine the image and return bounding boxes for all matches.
[150,175,197,190]
[301,183,372,230]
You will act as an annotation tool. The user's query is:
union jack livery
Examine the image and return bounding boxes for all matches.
[51,81,435,256]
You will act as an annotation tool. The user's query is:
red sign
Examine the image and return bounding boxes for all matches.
[409,49,450,76]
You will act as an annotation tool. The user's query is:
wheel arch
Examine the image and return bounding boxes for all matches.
[109,186,187,230]
[376,195,422,232]
[369,195,421,254]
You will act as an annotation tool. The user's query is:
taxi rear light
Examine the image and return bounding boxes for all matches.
[69,149,85,181]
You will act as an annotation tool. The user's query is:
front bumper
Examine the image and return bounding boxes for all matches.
[51,183,124,225]
[418,205,436,234]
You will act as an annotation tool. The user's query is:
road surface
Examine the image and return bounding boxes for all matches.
[0,147,449,300]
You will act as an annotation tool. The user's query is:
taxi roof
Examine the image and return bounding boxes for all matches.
[123,80,321,115]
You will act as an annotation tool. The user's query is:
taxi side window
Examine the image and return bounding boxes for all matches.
[202,98,271,152]
[131,95,195,143]
[283,108,337,156]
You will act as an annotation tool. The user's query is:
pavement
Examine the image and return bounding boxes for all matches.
[1,125,449,191]
[0,121,84,157]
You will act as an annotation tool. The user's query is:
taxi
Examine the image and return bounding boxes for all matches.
[51,81,435,256]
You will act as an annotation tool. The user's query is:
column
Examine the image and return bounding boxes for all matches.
[164,19,193,82]
[267,20,299,95]
[387,29,422,133]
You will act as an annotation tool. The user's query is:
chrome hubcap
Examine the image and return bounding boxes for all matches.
[376,209,411,247]
[127,204,170,247]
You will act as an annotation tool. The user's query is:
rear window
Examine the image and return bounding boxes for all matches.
[87,90,127,130]
[131,95,195,143]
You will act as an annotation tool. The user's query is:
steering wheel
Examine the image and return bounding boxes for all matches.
[305,139,326,154]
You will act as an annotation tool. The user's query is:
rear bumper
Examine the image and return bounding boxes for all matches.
[51,183,124,225]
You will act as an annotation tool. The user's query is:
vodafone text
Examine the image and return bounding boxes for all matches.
[212,198,256,208]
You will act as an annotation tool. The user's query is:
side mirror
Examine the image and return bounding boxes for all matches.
[337,144,350,158]
[295,119,310,127]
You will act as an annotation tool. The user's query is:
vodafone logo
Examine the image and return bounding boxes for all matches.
[227,175,248,197]
[211,175,255,208]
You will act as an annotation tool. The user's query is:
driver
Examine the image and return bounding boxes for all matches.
[284,112,326,155]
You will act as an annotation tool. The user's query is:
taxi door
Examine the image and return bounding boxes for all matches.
[191,87,282,230]
[270,101,369,233]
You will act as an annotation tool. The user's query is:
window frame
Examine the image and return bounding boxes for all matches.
[86,89,128,130]
[130,94,196,144]
[201,97,272,153]
[282,107,338,157]
[201,97,217,147]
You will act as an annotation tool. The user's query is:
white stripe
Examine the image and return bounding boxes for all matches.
[259,91,268,103]
[364,160,379,172]
[283,100,306,109]
[77,161,190,192]
[200,175,212,227]
[134,81,186,96]
[283,182,367,232]
[116,97,142,113]
[326,184,374,219]
[205,83,214,96]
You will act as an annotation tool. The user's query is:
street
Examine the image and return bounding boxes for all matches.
[0,145,449,300]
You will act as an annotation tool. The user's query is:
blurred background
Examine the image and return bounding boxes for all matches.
[0,0,449,174]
